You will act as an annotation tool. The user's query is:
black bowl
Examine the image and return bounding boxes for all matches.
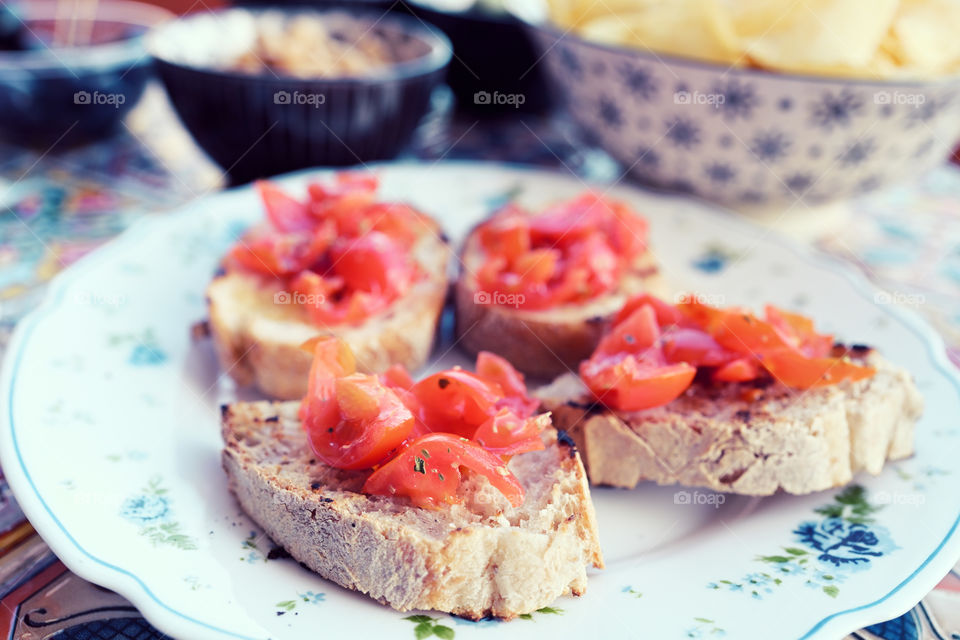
[147,8,452,184]
[404,1,554,115]
[0,1,171,148]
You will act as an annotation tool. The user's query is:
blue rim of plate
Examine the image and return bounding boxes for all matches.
[2,161,960,640]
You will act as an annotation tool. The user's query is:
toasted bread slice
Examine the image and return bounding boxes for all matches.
[537,348,923,496]
[455,232,667,380]
[221,401,604,619]
[207,232,451,400]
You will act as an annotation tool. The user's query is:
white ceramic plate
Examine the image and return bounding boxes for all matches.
[3,162,959,640]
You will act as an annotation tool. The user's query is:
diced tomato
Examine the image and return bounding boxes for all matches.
[304,373,414,470]
[712,357,761,382]
[477,206,532,262]
[605,199,649,256]
[360,202,430,247]
[298,336,357,423]
[528,193,607,246]
[580,353,696,412]
[328,232,414,298]
[661,327,737,367]
[411,370,501,437]
[473,409,546,459]
[615,294,686,327]
[761,350,875,388]
[475,351,538,418]
[708,309,794,358]
[512,248,559,286]
[472,193,649,311]
[228,224,332,277]
[362,433,524,509]
[307,174,379,229]
[765,305,834,358]
[675,298,729,330]
[595,305,661,359]
[257,181,313,233]
[381,364,415,391]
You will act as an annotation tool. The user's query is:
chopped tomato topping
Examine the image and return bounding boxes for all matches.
[475,351,539,418]
[580,353,696,412]
[256,180,314,233]
[225,173,427,327]
[362,433,524,509]
[473,409,546,459]
[411,370,502,438]
[327,232,414,299]
[227,223,333,277]
[303,373,414,470]
[761,350,875,388]
[298,342,545,509]
[472,193,649,310]
[583,294,876,410]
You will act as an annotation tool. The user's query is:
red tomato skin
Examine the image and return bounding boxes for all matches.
[328,232,413,297]
[304,374,415,470]
[595,305,662,359]
[362,433,524,509]
[712,357,761,382]
[257,181,314,233]
[661,327,739,367]
[474,352,539,418]
[473,409,546,458]
[580,355,696,412]
[411,370,501,437]
[761,350,875,389]
[615,294,686,327]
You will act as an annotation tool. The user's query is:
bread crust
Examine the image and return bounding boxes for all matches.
[454,229,667,380]
[221,401,603,619]
[207,232,451,400]
[537,350,923,496]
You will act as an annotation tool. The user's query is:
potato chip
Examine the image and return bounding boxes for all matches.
[741,0,899,75]
[886,0,960,75]
[579,0,741,65]
[541,0,960,78]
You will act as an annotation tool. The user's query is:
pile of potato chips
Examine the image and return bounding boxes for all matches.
[544,0,960,79]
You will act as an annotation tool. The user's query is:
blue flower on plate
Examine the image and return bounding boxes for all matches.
[794,518,894,570]
[129,344,167,366]
[120,493,170,525]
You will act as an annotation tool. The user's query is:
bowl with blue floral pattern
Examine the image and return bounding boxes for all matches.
[510,15,960,210]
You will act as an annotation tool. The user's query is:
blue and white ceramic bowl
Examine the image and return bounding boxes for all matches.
[510,12,960,210]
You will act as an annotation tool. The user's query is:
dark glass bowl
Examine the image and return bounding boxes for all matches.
[147,8,452,184]
[0,1,171,148]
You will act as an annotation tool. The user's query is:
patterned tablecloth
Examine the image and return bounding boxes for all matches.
[0,85,958,640]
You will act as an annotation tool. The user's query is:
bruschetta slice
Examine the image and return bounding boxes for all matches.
[455,193,667,379]
[536,295,923,495]
[207,173,451,400]
[221,339,603,619]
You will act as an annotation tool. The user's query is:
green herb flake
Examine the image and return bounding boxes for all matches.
[438,378,450,389]
[413,456,426,474]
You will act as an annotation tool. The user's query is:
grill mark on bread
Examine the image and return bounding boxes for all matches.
[556,430,578,458]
